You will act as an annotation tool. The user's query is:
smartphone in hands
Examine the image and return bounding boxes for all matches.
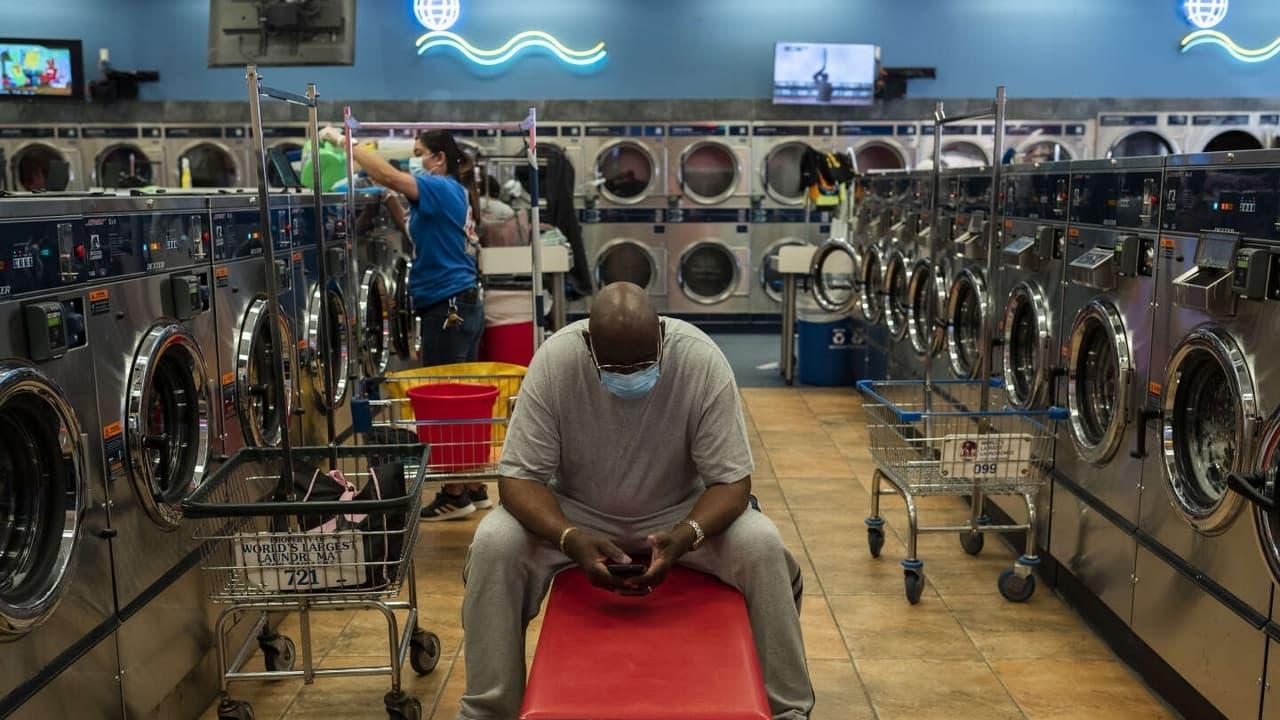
[606,563,651,596]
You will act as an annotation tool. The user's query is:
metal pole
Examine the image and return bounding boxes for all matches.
[526,107,545,352]
[781,273,797,384]
[306,85,338,465]
[245,64,296,489]
[343,104,360,413]
[923,101,944,389]
[977,86,1007,416]
[551,272,567,331]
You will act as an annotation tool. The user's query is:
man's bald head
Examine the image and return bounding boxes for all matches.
[588,283,661,367]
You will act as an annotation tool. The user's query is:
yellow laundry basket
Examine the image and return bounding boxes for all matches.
[383,362,527,443]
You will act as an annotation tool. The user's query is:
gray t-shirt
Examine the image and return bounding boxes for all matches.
[497,317,754,522]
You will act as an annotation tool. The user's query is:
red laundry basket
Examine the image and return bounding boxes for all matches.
[406,382,500,471]
[480,322,535,367]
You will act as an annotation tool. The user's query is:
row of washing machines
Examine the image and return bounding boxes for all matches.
[0,188,415,719]
[810,151,1280,719]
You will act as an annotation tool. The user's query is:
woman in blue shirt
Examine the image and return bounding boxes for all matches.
[325,127,491,520]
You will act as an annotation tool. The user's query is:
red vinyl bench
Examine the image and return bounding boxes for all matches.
[519,565,771,720]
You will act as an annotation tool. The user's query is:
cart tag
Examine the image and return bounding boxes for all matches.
[89,288,110,315]
[236,530,366,592]
[940,433,1033,480]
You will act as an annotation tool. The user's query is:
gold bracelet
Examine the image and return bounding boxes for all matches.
[558,526,578,554]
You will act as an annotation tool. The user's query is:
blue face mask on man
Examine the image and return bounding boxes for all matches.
[600,362,660,399]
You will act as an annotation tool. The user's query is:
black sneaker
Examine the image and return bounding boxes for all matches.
[469,485,494,510]
[420,490,476,522]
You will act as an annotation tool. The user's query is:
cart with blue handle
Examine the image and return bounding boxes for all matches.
[857,379,1067,604]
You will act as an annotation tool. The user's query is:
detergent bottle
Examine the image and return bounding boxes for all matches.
[180,157,192,189]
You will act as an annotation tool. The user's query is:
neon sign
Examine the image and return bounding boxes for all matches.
[1179,0,1280,63]
[412,0,606,67]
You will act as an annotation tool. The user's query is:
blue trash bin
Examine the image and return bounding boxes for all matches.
[797,300,863,386]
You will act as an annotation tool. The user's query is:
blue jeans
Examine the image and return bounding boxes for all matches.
[418,295,484,366]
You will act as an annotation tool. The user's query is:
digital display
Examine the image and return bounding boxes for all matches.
[773,43,877,106]
[0,38,81,100]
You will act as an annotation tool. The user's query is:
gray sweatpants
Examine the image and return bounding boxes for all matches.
[457,496,815,720]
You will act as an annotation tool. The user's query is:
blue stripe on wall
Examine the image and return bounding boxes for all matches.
[10,0,1280,101]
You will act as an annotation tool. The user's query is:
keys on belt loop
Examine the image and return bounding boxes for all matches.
[443,296,463,331]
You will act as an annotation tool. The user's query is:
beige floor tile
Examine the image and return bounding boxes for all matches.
[807,659,875,720]
[329,594,463,659]
[944,593,1114,662]
[199,680,301,720]
[272,608,356,661]
[799,389,861,416]
[770,448,858,478]
[429,660,468,720]
[800,595,850,661]
[829,594,980,660]
[759,429,839,451]
[856,658,1023,720]
[993,659,1175,719]
[778,476,869,511]
[281,652,452,719]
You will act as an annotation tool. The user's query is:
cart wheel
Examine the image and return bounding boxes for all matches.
[260,634,296,672]
[959,531,985,556]
[384,691,422,720]
[903,568,926,605]
[997,568,1036,603]
[867,526,886,558]
[409,629,442,675]
[217,698,255,720]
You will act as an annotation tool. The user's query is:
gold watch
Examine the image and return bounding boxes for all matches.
[679,519,705,550]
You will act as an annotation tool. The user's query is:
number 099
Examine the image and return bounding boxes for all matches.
[972,462,999,476]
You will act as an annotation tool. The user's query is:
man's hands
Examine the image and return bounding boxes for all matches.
[562,529,633,592]
[621,525,697,594]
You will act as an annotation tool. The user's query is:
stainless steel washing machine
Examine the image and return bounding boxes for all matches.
[888,170,938,381]
[1177,111,1270,153]
[209,192,298,458]
[580,205,667,313]
[81,193,222,719]
[79,124,167,189]
[350,191,394,379]
[665,122,752,208]
[584,124,666,208]
[166,124,248,188]
[0,125,84,191]
[838,121,918,172]
[917,121,992,169]
[0,197,121,719]
[1130,150,1278,720]
[939,168,997,382]
[664,213,751,319]
[291,192,355,446]
[1237,409,1280,718]
[1095,113,1182,159]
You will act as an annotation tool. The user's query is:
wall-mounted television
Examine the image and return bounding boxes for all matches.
[0,38,83,101]
[773,42,878,106]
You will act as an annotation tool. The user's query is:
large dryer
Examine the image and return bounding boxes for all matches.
[1004,120,1093,164]
[82,194,221,718]
[1176,111,1271,153]
[1095,113,1181,158]
[1129,150,1279,720]
[0,198,121,719]
[208,192,299,457]
[0,125,83,191]
[584,123,666,208]
[166,124,248,188]
[80,124,166,189]
[838,121,918,172]
[917,120,991,168]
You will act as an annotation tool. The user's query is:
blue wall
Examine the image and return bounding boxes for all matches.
[11,0,1280,101]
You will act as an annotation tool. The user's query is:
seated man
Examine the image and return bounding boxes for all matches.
[458,282,814,720]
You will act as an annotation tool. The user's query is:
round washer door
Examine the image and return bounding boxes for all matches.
[125,323,213,530]
[808,239,860,313]
[1160,326,1257,534]
[762,141,812,205]
[236,297,296,448]
[907,258,946,358]
[1066,300,1134,465]
[96,144,155,187]
[859,245,886,323]
[596,239,658,291]
[596,140,658,204]
[945,268,989,379]
[1108,132,1175,159]
[1202,131,1263,153]
[12,143,71,191]
[678,241,740,305]
[882,251,911,341]
[179,142,239,187]
[1016,140,1073,165]
[1246,413,1280,585]
[1001,281,1054,409]
[679,142,739,205]
[359,269,392,377]
[855,142,907,172]
[391,257,420,361]
[0,365,87,638]
[940,141,988,169]
[762,239,807,304]
[305,284,352,409]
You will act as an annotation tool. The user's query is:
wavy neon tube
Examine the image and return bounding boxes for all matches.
[1180,29,1280,63]
[414,30,606,66]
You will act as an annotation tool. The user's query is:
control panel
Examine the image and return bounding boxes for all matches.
[1005,173,1070,220]
[0,218,91,297]
[1162,167,1280,241]
[211,207,290,261]
[83,211,210,277]
[1070,169,1164,229]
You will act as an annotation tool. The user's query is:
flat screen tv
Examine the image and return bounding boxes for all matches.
[0,38,83,100]
[773,42,877,106]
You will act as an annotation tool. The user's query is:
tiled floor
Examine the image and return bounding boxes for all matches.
[202,387,1175,720]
